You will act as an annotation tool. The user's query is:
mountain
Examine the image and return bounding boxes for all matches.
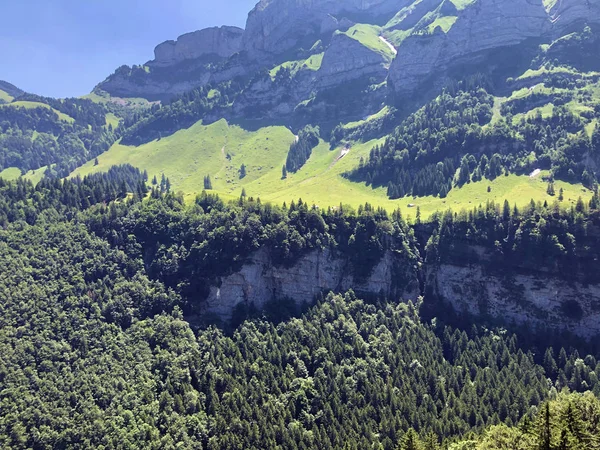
[0,80,24,103]
[4,2,600,448]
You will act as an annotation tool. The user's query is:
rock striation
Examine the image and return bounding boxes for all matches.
[200,242,600,338]
[152,26,244,67]
[427,257,600,339]
[316,32,390,88]
[550,0,600,33]
[389,0,552,96]
[242,0,412,58]
[202,248,421,319]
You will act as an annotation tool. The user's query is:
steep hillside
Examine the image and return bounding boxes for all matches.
[0,85,123,177]
[5,0,600,218]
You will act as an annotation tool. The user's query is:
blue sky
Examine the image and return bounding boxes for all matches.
[0,0,257,98]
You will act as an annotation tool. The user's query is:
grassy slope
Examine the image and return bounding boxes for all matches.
[427,16,458,33]
[0,101,75,123]
[72,119,296,202]
[270,53,324,78]
[0,167,22,181]
[0,89,13,103]
[105,113,120,129]
[342,24,396,61]
[0,166,48,184]
[70,118,592,219]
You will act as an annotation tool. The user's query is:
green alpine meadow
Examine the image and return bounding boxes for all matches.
[2,0,600,448]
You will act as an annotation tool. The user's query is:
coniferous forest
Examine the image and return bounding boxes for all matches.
[4,2,600,449]
[1,170,600,448]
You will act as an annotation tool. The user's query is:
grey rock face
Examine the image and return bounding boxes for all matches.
[389,0,552,96]
[153,26,244,67]
[202,248,420,320]
[201,241,600,337]
[242,0,411,57]
[317,32,390,88]
[429,263,600,338]
[550,0,600,33]
[387,0,445,31]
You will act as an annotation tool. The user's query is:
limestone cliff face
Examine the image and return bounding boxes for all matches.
[428,262,600,338]
[242,0,411,57]
[316,33,390,88]
[200,241,600,338]
[550,0,600,33]
[389,0,551,96]
[202,248,421,319]
[152,26,244,67]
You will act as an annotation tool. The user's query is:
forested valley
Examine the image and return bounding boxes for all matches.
[2,170,600,448]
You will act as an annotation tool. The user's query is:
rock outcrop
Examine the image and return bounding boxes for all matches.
[550,0,600,34]
[200,240,600,338]
[389,0,552,96]
[202,248,421,320]
[317,32,390,88]
[386,0,444,31]
[242,0,411,58]
[152,26,244,67]
[428,260,600,339]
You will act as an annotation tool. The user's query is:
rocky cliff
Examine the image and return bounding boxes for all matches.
[550,0,600,33]
[200,240,600,338]
[242,0,410,58]
[389,0,552,97]
[388,0,600,97]
[152,26,244,67]
[202,247,421,320]
[317,32,390,88]
[426,242,600,339]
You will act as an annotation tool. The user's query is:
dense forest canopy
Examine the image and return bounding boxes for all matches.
[1,169,600,448]
[3,8,600,450]
[0,95,119,177]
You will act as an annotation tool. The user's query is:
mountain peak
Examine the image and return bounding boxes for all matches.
[152,26,244,67]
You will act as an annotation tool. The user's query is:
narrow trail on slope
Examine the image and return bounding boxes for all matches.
[379,36,397,56]
[329,145,351,169]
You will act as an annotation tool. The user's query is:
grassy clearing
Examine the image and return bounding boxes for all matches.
[72,119,296,202]
[0,167,22,181]
[512,103,555,124]
[24,166,48,185]
[1,166,48,185]
[585,120,597,137]
[70,119,593,220]
[543,0,559,11]
[450,0,478,10]
[0,101,75,123]
[0,89,13,103]
[105,113,120,129]
[342,106,391,130]
[269,53,324,78]
[427,16,458,34]
[342,24,396,61]
[383,29,413,47]
[82,92,156,108]
[516,66,584,81]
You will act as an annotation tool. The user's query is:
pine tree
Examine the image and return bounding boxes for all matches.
[282,165,287,179]
[538,402,552,450]
[558,188,564,202]
[399,429,423,450]
[576,196,585,213]
[547,182,555,196]
[204,175,213,190]
[239,164,247,179]
[503,200,511,221]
